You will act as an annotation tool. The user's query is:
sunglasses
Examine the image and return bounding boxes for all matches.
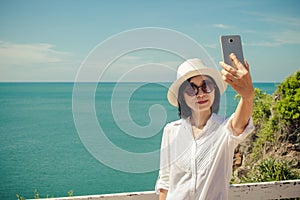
[184,80,216,96]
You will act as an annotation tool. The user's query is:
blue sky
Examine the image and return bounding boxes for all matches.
[0,0,299,82]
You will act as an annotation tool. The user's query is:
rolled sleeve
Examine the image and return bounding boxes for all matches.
[225,113,255,147]
[155,173,169,194]
[155,124,172,194]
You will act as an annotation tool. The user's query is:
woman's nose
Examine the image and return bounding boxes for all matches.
[196,90,205,97]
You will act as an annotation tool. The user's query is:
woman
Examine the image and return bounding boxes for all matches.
[155,53,255,200]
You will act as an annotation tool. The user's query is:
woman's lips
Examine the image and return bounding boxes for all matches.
[197,100,208,104]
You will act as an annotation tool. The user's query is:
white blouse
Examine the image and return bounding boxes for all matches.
[155,113,254,200]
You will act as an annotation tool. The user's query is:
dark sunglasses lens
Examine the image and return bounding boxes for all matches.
[202,82,210,93]
[202,81,215,93]
[185,85,197,96]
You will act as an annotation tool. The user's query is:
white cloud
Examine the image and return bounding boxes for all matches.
[245,30,300,47]
[260,15,300,28]
[237,11,300,47]
[242,11,300,27]
[272,30,300,45]
[0,41,71,66]
[213,24,233,29]
[0,41,78,81]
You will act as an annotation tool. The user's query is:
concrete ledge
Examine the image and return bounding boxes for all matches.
[35,180,300,200]
[34,191,157,200]
[229,179,300,199]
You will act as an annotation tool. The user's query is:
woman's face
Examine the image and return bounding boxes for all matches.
[183,75,215,114]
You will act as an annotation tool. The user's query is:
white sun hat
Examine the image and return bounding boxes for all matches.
[167,58,227,107]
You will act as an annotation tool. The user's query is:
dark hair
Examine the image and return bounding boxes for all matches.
[178,75,220,119]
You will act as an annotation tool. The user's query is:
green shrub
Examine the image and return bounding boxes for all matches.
[251,119,277,161]
[242,157,300,183]
[248,71,300,163]
[237,70,300,183]
[246,88,278,162]
[274,71,300,123]
[252,88,273,127]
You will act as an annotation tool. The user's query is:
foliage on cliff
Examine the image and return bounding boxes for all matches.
[233,70,300,183]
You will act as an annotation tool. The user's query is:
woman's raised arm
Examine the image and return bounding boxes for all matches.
[219,53,254,135]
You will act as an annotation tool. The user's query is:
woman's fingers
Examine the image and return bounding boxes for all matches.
[220,62,241,86]
[244,59,250,71]
[219,61,239,78]
[229,53,245,70]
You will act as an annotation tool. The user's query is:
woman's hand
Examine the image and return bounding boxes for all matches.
[219,53,254,135]
[219,53,254,100]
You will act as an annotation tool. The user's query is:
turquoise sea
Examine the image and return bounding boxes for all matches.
[0,82,277,199]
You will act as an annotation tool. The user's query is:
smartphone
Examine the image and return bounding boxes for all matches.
[220,35,244,67]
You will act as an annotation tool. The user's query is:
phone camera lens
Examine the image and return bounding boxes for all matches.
[229,38,233,43]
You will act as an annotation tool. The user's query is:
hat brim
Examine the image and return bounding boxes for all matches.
[167,68,227,107]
